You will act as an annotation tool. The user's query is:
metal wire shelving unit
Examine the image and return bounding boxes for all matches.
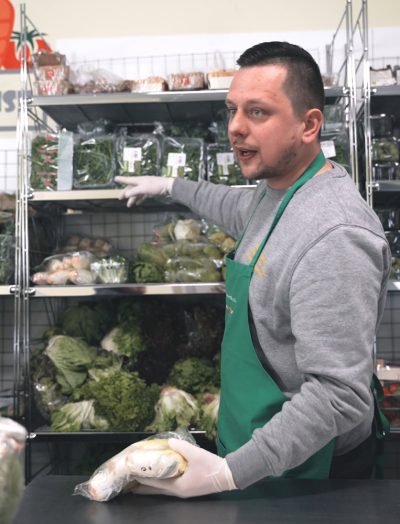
[15,2,368,480]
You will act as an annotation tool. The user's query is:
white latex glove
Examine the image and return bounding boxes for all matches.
[131,438,238,498]
[115,176,175,207]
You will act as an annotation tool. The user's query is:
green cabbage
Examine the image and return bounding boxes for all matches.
[132,262,164,283]
[58,305,105,344]
[44,336,97,395]
[199,392,220,444]
[137,243,166,268]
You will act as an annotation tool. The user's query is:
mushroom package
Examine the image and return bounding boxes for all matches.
[73,427,196,502]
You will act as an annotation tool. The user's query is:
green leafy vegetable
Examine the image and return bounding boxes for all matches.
[372,137,399,162]
[131,261,165,283]
[44,336,97,395]
[101,318,145,362]
[51,400,109,432]
[199,392,220,444]
[116,130,160,180]
[91,255,129,284]
[87,351,122,382]
[72,371,159,432]
[74,135,115,188]
[58,305,105,345]
[30,132,59,190]
[137,243,166,268]
[166,358,220,395]
[160,137,204,181]
[146,386,200,432]
[207,144,246,186]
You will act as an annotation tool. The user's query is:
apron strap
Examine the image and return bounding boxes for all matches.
[371,373,391,439]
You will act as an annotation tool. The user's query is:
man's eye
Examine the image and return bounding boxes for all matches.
[252,109,263,117]
[228,108,236,116]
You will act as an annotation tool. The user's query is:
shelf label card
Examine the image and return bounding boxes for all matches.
[321,140,336,159]
[123,147,142,173]
[217,152,235,175]
[167,153,186,178]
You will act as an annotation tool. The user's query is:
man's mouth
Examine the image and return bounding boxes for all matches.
[236,147,258,161]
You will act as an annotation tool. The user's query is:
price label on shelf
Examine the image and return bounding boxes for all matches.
[167,153,186,177]
[217,153,235,175]
[123,147,142,173]
[321,140,336,159]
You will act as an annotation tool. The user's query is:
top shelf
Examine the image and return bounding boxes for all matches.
[30,87,349,130]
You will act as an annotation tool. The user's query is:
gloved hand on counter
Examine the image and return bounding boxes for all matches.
[116,176,175,207]
[131,438,238,498]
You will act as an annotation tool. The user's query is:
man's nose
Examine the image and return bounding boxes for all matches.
[228,111,248,138]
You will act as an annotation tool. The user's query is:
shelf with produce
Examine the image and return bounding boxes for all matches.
[30,282,226,297]
[30,87,349,130]
[371,86,400,121]
[28,429,207,444]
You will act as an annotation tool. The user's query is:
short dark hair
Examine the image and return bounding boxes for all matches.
[237,42,325,116]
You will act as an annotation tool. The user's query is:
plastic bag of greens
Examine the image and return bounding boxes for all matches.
[51,400,109,432]
[199,392,220,444]
[0,259,13,284]
[30,130,74,191]
[0,235,13,259]
[73,426,197,502]
[160,137,204,181]
[0,417,27,524]
[207,143,246,186]
[74,135,116,189]
[91,254,129,284]
[154,121,210,141]
[116,129,161,182]
[320,132,349,169]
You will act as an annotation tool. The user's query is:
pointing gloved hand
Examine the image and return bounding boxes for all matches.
[131,438,238,498]
[115,176,175,207]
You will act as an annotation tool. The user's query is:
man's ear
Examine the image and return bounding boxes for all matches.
[302,109,323,144]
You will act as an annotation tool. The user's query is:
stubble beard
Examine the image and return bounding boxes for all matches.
[244,143,298,181]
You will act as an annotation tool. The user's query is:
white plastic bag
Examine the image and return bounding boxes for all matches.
[73,426,197,502]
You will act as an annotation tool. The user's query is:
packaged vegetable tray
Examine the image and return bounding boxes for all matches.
[320,132,349,168]
[207,143,246,185]
[32,251,98,286]
[74,426,197,502]
[377,361,400,428]
[91,254,129,284]
[74,135,116,189]
[372,137,399,163]
[160,137,204,181]
[116,129,160,180]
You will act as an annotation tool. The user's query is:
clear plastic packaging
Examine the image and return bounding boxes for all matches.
[73,427,197,502]
[91,255,129,284]
[32,251,98,286]
[0,417,27,524]
[391,257,400,279]
[33,79,70,96]
[70,65,131,94]
[372,162,400,182]
[207,69,236,90]
[74,135,116,189]
[370,114,393,138]
[207,143,246,186]
[116,129,160,180]
[32,50,66,68]
[0,235,14,259]
[56,234,112,257]
[320,132,349,168]
[34,65,70,82]
[321,73,339,87]
[370,66,396,87]
[0,259,13,284]
[167,72,205,91]
[385,231,400,256]
[372,137,399,163]
[160,137,204,181]
[130,77,167,93]
[30,130,74,191]
[322,105,344,132]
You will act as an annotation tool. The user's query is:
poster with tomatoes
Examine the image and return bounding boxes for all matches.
[0,0,51,70]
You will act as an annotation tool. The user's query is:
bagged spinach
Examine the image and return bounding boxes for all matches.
[160,137,204,181]
[30,132,59,190]
[116,129,160,181]
[207,143,246,186]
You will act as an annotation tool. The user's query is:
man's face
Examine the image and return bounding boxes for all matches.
[226,65,305,181]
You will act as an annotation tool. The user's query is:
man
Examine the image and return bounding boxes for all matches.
[116,42,391,497]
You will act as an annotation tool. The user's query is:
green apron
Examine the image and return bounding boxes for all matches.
[217,151,389,479]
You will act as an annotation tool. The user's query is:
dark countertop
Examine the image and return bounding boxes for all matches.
[13,475,400,524]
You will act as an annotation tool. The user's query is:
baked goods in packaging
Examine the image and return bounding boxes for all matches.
[167,72,205,91]
[131,77,168,93]
[207,69,237,89]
